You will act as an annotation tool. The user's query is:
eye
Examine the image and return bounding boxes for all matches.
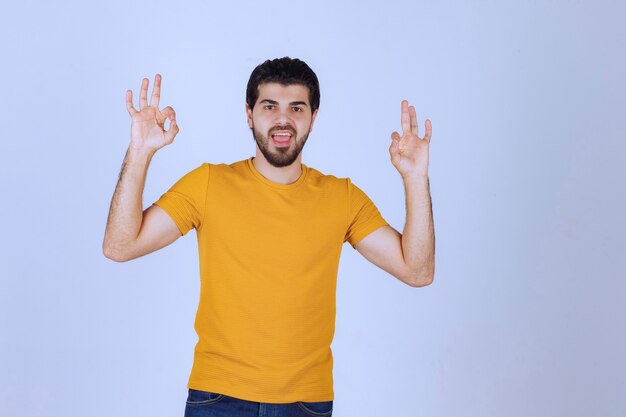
[264,105,275,110]
[292,107,303,112]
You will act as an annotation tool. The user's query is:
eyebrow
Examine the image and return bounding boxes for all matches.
[259,99,308,107]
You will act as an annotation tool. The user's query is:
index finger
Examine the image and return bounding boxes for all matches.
[149,74,161,108]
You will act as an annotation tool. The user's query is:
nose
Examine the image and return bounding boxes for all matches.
[274,107,293,125]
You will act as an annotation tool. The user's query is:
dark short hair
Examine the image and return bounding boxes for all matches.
[246,57,320,112]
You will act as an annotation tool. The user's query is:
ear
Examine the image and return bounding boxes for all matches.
[246,103,254,129]
[309,109,319,132]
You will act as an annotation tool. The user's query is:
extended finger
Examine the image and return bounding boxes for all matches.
[401,100,410,136]
[126,90,137,116]
[409,106,419,137]
[149,74,161,108]
[139,78,149,110]
[424,119,433,142]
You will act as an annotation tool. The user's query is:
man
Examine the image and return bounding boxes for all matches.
[103,57,434,417]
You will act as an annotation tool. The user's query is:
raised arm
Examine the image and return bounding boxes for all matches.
[354,100,435,287]
[102,74,181,262]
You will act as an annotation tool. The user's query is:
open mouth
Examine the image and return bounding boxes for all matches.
[271,131,293,147]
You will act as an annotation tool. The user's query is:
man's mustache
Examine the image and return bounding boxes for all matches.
[269,125,296,135]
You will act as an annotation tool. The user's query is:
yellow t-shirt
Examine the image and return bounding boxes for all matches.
[154,157,388,403]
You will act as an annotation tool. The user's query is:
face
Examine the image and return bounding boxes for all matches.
[246,82,318,168]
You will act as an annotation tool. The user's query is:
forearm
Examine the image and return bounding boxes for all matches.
[103,147,155,259]
[401,175,435,284]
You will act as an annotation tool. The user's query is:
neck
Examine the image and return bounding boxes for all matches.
[251,152,303,185]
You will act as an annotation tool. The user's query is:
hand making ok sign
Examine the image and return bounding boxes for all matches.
[126,74,179,153]
[389,100,432,179]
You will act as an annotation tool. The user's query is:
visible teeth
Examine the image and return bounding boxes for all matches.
[274,133,290,136]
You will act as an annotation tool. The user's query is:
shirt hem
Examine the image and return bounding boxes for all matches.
[187,381,334,403]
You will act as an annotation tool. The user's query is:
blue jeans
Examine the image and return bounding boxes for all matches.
[184,388,333,417]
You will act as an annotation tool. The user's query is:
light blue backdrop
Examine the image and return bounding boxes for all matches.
[1,1,624,416]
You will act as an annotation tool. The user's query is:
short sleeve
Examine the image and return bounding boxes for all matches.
[153,164,210,236]
[344,179,389,247]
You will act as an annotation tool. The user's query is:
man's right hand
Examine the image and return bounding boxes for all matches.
[103,74,182,262]
[126,74,179,152]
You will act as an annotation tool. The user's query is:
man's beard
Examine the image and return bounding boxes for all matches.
[251,126,310,168]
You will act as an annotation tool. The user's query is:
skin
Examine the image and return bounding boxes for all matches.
[355,101,435,287]
[246,82,318,184]
[103,74,435,287]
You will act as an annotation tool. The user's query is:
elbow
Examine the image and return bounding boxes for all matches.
[102,240,131,263]
[409,274,434,288]
[406,266,435,288]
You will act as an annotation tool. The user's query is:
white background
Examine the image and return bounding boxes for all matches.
[1,1,625,416]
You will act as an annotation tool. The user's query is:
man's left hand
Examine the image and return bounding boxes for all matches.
[389,100,432,179]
